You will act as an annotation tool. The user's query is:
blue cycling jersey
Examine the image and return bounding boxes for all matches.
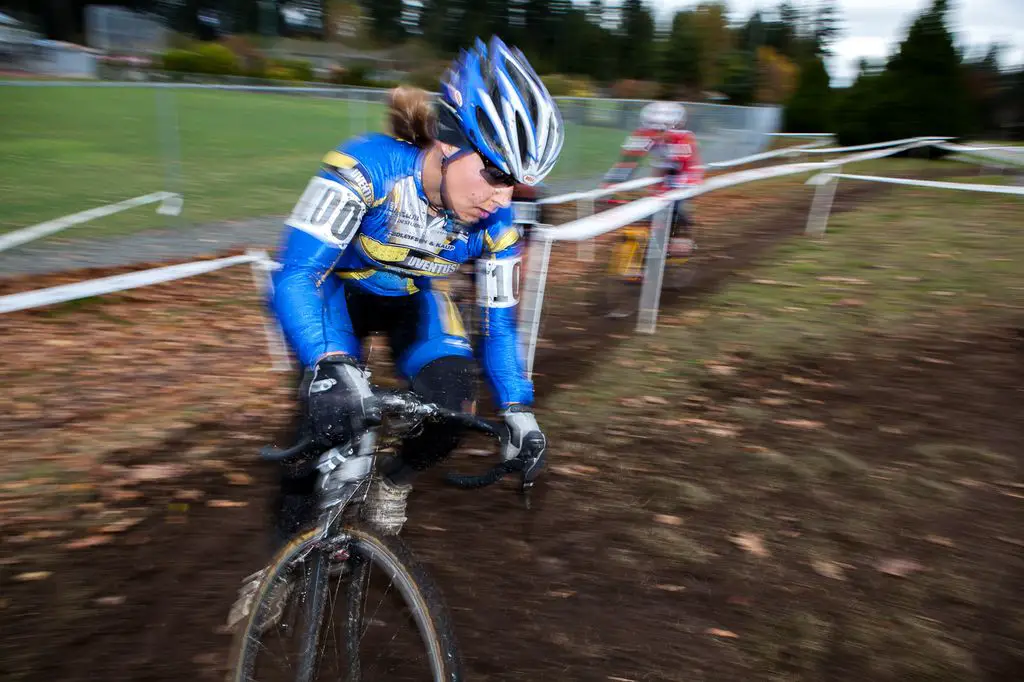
[270,133,532,408]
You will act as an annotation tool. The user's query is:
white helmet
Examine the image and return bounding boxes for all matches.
[640,101,685,131]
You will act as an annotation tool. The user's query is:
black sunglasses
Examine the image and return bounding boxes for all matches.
[479,156,517,187]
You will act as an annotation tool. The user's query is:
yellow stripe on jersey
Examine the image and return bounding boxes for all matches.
[336,269,375,280]
[358,234,409,262]
[436,292,468,338]
[321,151,358,169]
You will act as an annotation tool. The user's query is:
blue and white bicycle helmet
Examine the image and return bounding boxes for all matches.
[437,36,564,187]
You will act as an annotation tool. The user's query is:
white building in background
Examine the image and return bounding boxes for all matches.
[29,40,100,78]
[0,11,99,78]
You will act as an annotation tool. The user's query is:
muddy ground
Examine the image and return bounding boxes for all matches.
[1,166,1022,682]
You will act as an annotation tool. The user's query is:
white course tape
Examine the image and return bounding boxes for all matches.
[0,253,260,314]
[0,191,179,254]
[826,173,1024,196]
[662,139,942,203]
[937,143,1024,153]
[799,135,949,154]
[535,137,946,210]
[540,138,939,243]
[537,176,660,206]
[935,143,1024,167]
[706,139,831,169]
[768,132,834,138]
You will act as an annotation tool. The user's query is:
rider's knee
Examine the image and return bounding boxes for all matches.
[410,355,477,409]
[400,356,477,471]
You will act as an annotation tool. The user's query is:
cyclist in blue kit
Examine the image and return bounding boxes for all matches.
[268,36,564,544]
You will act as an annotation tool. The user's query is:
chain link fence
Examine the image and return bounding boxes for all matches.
[84,6,169,56]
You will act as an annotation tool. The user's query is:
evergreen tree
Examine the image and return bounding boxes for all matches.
[619,0,655,80]
[363,0,405,43]
[783,54,832,131]
[812,0,842,56]
[661,11,702,91]
[883,0,974,139]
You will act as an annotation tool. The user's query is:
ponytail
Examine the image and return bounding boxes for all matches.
[388,86,436,148]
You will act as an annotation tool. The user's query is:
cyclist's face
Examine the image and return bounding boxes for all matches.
[445,150,515,223]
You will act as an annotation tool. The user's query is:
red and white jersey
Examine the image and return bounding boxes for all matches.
[603,127,705,191]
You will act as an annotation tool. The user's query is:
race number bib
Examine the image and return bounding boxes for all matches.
[286,176,366,248]
[476,257,522,309]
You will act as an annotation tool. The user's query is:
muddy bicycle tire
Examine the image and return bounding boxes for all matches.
[228,525,462,682]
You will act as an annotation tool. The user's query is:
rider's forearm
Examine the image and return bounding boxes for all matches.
[271,227,359,367]
[478,305,534,409]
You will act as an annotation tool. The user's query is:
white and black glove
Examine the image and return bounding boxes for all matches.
[500,405,547,484]
[305,355,378,448]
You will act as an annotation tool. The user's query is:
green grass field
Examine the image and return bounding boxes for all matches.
[0,86,624,237]
[561,179,1024,426]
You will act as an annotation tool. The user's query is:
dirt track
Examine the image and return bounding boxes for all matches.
[1,168,1022,682]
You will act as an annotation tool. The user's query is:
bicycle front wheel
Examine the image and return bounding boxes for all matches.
[229,525,462,682]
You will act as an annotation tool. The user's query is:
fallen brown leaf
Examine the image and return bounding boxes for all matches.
[730,532,770,558]
[545,590,576,598]
[703,425,741,438]
[706,363,737,376]
[206,499,248,508]
[654,514,683,526]
[782,375,835,388]
[642,395,669,405]
[65,535,113,550]
[811,559,846,581]
[106,489,144,502]
[95,595,126,606]
[875,558,924,577]
[128,464,186,482]
[924,535,955,548]
[818,276,869,285]
[550,464,599,477]
[14,571,52,582]
[100,518,143,534]
[776,419,825,430]
[226,471,254,485]
[654,584,686,592]
[706,628,739,639]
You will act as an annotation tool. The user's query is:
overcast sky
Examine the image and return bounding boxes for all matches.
[651,0,1024,86]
